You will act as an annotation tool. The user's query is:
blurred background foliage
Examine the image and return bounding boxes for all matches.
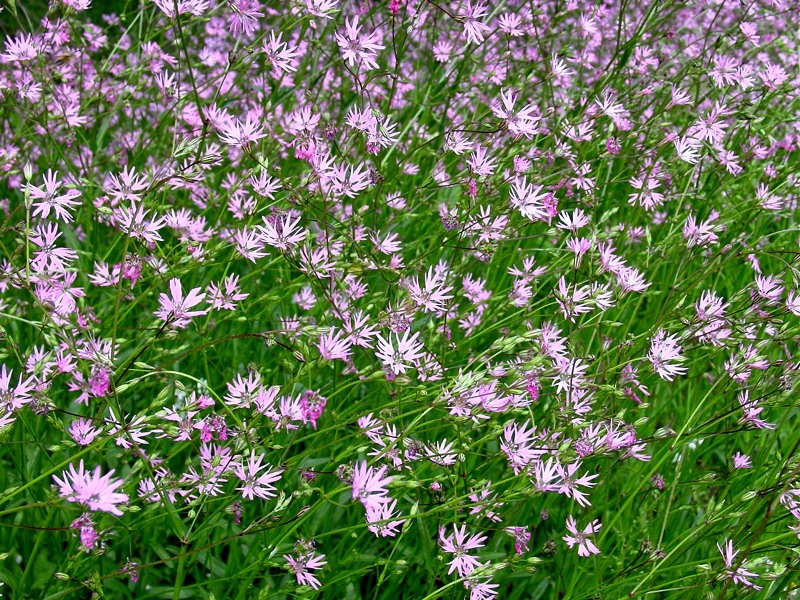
[1,0,133,34]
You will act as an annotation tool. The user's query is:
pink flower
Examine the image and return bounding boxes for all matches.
[28,170,81,222]
[374,330,425,375]
[439,524,487,577]
[284,549,327,590]
[68,418,102,446]
[351,461,393,509]
[207,274,249,311]
[647,330,687,381]
[316,327,353,361]
[155,278,208,328]
[563,515,601,556]
[732,452,752,469]
[335,15,384,70]
[234,451,283,500]
[365,499,405,537]
[217,116,267,148]
[459,1,491,45]
[718,539,761,590]
[53,461,129,516]
[0,364,35,411]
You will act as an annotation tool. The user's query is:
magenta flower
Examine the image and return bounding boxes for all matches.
[563,515,601,557]
[155,278,208,328]
[53,460,129,516]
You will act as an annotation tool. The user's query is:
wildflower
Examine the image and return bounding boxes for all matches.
[427,439,459,466]
[335,15,384,70]
[70,513,99,552]
[234,451,283,500]
[718,539,761,590]
[227,0,264,37]
[207,274,249,311]
[407,267,453,313]
[509,177,550,221]
[262,31,299,74]
[299,390,327,428]
[491,89,539,138]
[68,418,102,446]
[0,365,35,411]
[738,390,775,430]
[647,330,687,381]
[115,203,166,245]
[365,499,405,537]
[459,1,491,45]
[563,515,601,556]
[106,166,149,203]
[674,135,702,164]
[53,461,129,516]
[1,33,39,62]
[155,278,208,328]
[755,274,784,304]
[351,461,393,509]
[732,452,752,469]
[501,420,544,474]
[284,547,327,590]
[374,330,425,375]
[28,170,81,222]
[506,526,531,554]
[217,116,267,148]
[439,524,487,577]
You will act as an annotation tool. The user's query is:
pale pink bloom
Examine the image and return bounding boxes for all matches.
[365,499,405,537]
[0,364,35,411]
[374,330,425,375]
[155,278,208,328]
[234,451,283,500]
[674,135,702,164]
[217,116,267,148]
[316,327,353,361]
[439,524,487,577]
[207,274,248,311]
[648,330,687,381]
[509,177,550,222]
[407,267,453,313]
[563,515,601,556]
[459,1,491,45]
[491,89,540,138]
[351,461,393,509]
[53,461,129,516]
[262,31,299,74]
[284,550,327,589]
[335,15,384,70]
[426,439,458,466]
[718,539,761,590]
[732,452,752,469]
[28,170,81,222]
[68,418,102,446]
[755,274,784,304]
